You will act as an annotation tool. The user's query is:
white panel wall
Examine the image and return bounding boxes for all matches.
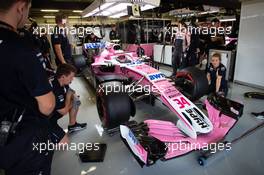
[235,0,264,88]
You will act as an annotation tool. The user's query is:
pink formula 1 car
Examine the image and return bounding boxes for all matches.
[74,43,244,166]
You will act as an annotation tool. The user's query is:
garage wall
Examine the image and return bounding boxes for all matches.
[235,0,264,88]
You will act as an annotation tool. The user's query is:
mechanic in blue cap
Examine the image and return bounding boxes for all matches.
[207,53,228,96]
[0,0,56,174]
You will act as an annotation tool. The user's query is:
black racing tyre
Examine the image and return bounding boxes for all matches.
[176,67,208,101]
[73,55,87,69]
[96,81,134,129]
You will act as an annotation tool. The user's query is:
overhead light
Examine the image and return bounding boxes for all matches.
[141,4,156,11]
[84,8,100,17]
[199,11,208,15]
[93,2,118,16]
[220,18,236,22]
[68,16,82,19]
[95,3,131,16]
[110,12,128,18]
[73,10,83,13]
[97,10,112,16]
[199,10,219,15]
[82,0,160,17]
[41,9,59,12]
[43,16,56,18]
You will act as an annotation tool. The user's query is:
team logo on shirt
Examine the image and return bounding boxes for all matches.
[221,67,226,71]
[58,95,65,102]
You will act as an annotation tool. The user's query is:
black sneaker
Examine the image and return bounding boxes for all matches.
[68,122,87,133]
[252,111,264,120]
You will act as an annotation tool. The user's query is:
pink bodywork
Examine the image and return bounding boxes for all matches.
[125,43,154,57]
[144,100,237,159]
[122,99,237,164]
[93,46,211,135]
[93,46,237,162]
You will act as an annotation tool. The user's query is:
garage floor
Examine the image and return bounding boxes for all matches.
[52,76,264,175]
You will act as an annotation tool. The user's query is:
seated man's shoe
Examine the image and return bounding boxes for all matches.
[252,111,264,120]
[68,122,87,133]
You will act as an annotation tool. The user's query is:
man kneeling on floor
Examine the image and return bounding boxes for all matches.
[50,63,87,144]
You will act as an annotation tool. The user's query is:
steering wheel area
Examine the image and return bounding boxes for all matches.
[116,54,132,63]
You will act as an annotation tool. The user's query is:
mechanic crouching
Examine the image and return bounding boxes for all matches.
[0,0,56,174]
[49,64,87,144]
[207,53,228,96]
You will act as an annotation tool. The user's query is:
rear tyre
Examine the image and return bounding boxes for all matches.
[176,67,208,101]
[96,81,134,129]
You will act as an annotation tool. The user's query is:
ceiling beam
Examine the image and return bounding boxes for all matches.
[31,1,91,10]
[163,0,241,9]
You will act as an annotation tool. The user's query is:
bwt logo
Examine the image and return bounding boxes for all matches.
[149,73,165,81]
[129,130,139,145]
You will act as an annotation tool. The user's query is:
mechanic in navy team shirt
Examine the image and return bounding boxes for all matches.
[51,14,72,66]
[49,64,87,144]
[0,0,56,174]
[207,53,228,96]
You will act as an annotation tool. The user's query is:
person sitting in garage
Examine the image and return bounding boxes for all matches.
[207,53,228,96]
[49,64,87,144]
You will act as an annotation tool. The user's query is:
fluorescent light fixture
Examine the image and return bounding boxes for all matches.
[199,10,219,15]
[43,16,56,18]
[108,3,131,12]
[86,2,115,17]
[199,11,208,15]
[220,18,236,22]
[97,10,112,16]
[41,9,59,12]
[95,3,130,16]
[141,4,156,11]
[68,16,81,19]
[82,0,160,17]
[73,10,83,13]
[208,10,219,14]
[110,12,128,18]
[83,8,100,17]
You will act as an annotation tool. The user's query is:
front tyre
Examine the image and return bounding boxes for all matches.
[96,81,134,129]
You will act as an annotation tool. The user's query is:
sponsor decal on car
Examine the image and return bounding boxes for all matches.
[148,73,165,81]
[174,97,191,109]
[185,108,209,128]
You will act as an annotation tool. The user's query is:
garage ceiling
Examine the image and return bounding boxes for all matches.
[30,0,241,18]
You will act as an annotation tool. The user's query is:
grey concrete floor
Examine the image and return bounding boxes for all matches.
[52,77,264,175]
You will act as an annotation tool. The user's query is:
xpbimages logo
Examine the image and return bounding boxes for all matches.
[165,25,232,37]
[32,24,101,38]
[33,141,100,153]
[165,142,232,154]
